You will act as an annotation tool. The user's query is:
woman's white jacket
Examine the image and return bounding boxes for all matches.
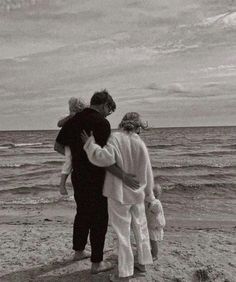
[83,131,155,205]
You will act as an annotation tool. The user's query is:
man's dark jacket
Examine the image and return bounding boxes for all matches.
[56,108,111,196]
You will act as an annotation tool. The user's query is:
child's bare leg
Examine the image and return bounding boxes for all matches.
[150,239,158,260]
[59,173,68,195]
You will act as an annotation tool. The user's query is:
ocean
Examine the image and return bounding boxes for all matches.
[0,126,236,206]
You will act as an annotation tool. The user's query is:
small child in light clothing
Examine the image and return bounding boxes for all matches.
[145,183,165,260]
[57,97,86,195]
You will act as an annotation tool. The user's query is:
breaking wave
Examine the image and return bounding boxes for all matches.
[201,12,236,28]
[153,164,236,170]
[0,142,45,149]
[0,163,39,168]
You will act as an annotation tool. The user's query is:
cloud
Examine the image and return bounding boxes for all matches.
[146,82,187,96]
[0,0,236,129]
[167,83,187,93]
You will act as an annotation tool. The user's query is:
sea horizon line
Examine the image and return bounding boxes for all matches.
[0,124,236,132]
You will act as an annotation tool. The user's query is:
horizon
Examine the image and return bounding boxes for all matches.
[1,124,236,133]
[1,0,236,130]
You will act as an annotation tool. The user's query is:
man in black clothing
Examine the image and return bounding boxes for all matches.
[56,90,116,274]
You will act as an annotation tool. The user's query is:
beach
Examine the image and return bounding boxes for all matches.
[1,0,236,280]
[0,127,236,281]
[0,184,235,282]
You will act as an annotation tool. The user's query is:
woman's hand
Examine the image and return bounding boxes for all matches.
[81,130,92,143]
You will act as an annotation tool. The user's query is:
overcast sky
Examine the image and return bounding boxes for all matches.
[0,0,236,130]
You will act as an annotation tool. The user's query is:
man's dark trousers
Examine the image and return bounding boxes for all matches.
[72,178,108,263]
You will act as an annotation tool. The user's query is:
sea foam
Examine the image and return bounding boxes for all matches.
[202,12,236,28]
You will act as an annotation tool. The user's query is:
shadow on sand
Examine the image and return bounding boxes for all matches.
[1,254,148,282]
[0,258,113,282]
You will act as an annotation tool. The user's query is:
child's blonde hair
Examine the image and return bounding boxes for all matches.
[154,183,162,198]
[68,97,86,114]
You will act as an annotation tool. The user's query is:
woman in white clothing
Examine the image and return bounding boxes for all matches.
[81,112,156,281]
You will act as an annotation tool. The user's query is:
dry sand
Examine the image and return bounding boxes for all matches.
[0,186,235,282]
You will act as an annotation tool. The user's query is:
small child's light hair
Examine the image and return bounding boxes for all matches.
[154,183,162,198]
[68,97,86,114]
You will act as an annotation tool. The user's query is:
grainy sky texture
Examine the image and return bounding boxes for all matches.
[0,0,236,130]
